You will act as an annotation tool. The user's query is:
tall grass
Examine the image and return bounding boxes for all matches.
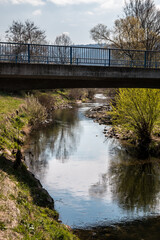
[25,94,47,127]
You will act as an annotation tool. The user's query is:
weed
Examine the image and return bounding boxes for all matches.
[0,221,6,231]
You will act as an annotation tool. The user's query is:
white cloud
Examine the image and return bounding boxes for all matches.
[62,31,69,36]
[32,9,42,15]
[99,0,124,10]
[86,11,94,15]
[0,0,124,8]
[0,0,45,6]
[48,0,124,8]
[48,0,99,5]
[0,0,8,3]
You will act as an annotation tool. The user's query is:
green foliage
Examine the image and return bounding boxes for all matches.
[14,116,25,130]
[112,89,160,154]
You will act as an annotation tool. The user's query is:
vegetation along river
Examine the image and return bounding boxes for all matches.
[24,94,160,239]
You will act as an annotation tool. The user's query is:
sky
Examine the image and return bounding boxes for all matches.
[0,0,160,44]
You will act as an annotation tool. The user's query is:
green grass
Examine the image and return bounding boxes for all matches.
[0,94,24,121]
[0,91,79,239]
[0,221,6,231]
[0,92,26,150]
[0,156,79,240]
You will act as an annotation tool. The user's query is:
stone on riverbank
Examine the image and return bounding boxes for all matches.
[85,104,112,125]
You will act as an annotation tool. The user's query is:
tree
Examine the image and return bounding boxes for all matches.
[90,24,110,45]
[90,19,146,65]
[54,33,73,46]
[124,0,160,51]
[90,0,160,51]
[5,20,46,44]
[113,16,145,50]
[53,33,73,64]
[5,20,47,62]
[90,0,160,157]
[111,89,160,157]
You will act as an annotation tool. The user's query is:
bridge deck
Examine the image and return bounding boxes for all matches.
[0,62,160,90]
[0,42,160,90]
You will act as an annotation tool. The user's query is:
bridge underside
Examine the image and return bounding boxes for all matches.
[0,63,160,90]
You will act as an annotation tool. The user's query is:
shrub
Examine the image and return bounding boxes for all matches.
[25,95,47,127]
[112,88,160,157]
[37,93,56,113]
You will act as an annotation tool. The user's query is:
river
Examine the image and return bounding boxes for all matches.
[24,94,160,239]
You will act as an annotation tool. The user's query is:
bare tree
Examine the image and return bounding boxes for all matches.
[5,20,46,44]
[5,20,47,62]
[53,33,73,64]
[124,0,160,50]
[90,0,160,51]
[90,24,111,45]
[54,33,73,46]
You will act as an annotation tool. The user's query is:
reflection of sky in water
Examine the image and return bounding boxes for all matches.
[25,100,160,228]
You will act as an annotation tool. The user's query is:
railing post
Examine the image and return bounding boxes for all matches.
[70,46,72,65]
[28,44,30,63]
[144,51,147,68]
[108,49,111,66]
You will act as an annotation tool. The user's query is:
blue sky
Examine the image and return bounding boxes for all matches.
[0,0,160,44]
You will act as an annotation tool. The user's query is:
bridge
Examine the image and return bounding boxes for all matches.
[0,42,160,90]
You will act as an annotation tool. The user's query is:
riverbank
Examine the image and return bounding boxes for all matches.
[86,102,160,157]
[0,155,78,239]
[0,90,80,239]
[23,97,160,240]
[74,215,160,240]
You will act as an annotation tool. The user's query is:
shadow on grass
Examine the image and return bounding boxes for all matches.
[0,155,57,217]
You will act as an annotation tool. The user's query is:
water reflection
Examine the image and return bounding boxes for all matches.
[25,108,81,176]
[89,173,108,198]
[25,101,160,228]
[109,146,160,212]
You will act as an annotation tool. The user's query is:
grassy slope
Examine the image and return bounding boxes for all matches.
[0,94,24,121]
[0,92,79,240]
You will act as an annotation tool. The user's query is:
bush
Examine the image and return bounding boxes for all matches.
[37,93,56,113]
[25,95,47,127]
[112,88,160,157]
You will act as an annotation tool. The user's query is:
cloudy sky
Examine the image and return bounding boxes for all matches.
[0,0,160,44]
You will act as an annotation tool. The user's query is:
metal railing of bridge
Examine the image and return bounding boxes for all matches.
[0,42,160,68]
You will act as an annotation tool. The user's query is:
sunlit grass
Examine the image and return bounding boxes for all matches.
[0,93,24,121]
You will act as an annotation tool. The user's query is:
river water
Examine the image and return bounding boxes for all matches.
[24,94,160,238]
